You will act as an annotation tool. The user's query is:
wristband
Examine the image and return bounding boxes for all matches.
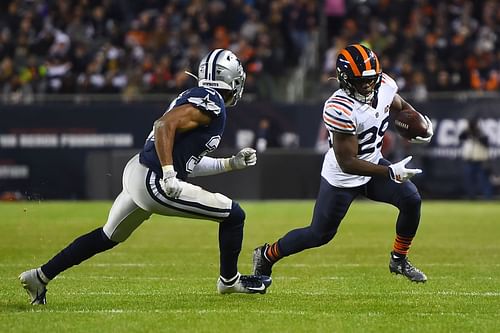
[221,158,233,171]
[162,165,176,177]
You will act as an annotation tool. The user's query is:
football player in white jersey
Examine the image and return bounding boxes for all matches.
[19,49,271,305]
[253,44,433,283]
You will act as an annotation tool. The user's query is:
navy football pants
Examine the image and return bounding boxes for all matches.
[278,159,421,257]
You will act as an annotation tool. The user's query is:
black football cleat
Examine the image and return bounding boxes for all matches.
[252,244,274,277]
[217,273,272,294]
[389,253,427,283]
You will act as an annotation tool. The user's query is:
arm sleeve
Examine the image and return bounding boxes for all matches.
[189,156,231,177]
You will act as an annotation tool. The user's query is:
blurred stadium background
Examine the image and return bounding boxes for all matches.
[1,0,499,200]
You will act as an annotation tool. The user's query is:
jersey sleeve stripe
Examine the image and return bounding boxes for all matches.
[328,97,354,106]
[326,100,353,111]
[325,103,352,116]
[334,95,355,104]
[331,97,354,106]
[324,123,355,134]
[323,114,355,131]
[381,73,389,84]
[324,110,354,125]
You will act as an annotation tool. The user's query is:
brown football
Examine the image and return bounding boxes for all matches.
[394,109,429,140]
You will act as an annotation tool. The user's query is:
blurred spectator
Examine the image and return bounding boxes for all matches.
[459,117,493,200]
[321,0,500,96]
[469,51,499,91]
[1,0,499,103]
[256,117,271,152]
[255,117,281,152]
[410,71,428,102]
[324,0,346,42]
[315,122,329,153]
[0,0,319,102]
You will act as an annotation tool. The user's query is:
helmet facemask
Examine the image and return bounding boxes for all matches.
[337,69,382,104]
[336,44,382,106]
[197,49,246,107]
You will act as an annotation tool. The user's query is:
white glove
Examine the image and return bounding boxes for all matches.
[388,156,422,183]
[161,165,182,198]
[229,148,257,170]
[410,115,433,144]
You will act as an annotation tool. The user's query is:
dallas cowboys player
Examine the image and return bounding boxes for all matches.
[253,44,433,283]
[19,49,271,305]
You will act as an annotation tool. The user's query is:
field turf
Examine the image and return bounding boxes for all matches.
[0,200,499,332]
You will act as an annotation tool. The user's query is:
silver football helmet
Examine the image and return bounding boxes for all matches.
[198,49,246,107]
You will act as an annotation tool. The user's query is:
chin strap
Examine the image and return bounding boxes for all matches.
[184,71,199,81]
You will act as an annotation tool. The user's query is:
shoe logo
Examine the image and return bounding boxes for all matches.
[248,283,265,291]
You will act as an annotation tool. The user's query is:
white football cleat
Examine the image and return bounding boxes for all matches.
[19,268,48,305]
[217,272,272,294]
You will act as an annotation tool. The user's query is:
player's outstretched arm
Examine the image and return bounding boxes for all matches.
[190,148,257,177]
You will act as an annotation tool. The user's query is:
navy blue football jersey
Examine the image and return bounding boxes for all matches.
[139,87,226,180]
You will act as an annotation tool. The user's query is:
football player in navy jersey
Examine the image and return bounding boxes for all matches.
[19,49,271,305]
[253,44,433,283]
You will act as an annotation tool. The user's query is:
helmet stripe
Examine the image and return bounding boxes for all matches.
[353,44,371,71]
[210,49,225,81]
[340,49,361,76]
[204,50,216,79]
[206,49,223,80]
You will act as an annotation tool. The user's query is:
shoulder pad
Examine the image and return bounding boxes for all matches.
[323,94,356,135]
[183,87,224,116]
[381,73,398,92]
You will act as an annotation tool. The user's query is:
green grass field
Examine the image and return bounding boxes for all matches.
[1,200,499,332]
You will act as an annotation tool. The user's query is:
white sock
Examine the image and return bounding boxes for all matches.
[219,272,240,285]
[36,268,50,284]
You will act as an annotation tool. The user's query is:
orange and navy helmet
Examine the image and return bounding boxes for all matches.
[336,44,382,105]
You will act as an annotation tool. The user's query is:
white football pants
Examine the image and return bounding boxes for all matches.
[103,154,233,242]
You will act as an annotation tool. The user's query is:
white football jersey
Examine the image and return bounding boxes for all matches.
[321,73,398,188]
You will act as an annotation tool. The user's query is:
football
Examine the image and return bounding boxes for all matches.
[394,109,429,140]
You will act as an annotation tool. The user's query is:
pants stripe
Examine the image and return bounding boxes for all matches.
[146,170,231,219]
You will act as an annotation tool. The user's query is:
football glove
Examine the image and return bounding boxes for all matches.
[229,148,257,170]
[410,115,433,144]
[161,165,182,198]
[388,156,422,183]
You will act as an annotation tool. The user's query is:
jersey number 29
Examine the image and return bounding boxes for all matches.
[357,116,389,155]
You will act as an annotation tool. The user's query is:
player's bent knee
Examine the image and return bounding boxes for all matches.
[97,227,119,250]
[103,211,151,243]
[315,231,336,246]
[308,229,336,247]
[222,201,245,226]
[400,191,421,211]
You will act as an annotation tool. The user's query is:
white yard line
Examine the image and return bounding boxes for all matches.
[2,263,500,267]
[7,309,493,317]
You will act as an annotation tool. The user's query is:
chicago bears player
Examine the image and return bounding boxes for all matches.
[253,44,433,283]
[19,49,271,305]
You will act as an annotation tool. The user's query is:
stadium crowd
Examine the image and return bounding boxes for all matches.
[0,0,499,104]
[0,0,319,103]
[322,0,500,100]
